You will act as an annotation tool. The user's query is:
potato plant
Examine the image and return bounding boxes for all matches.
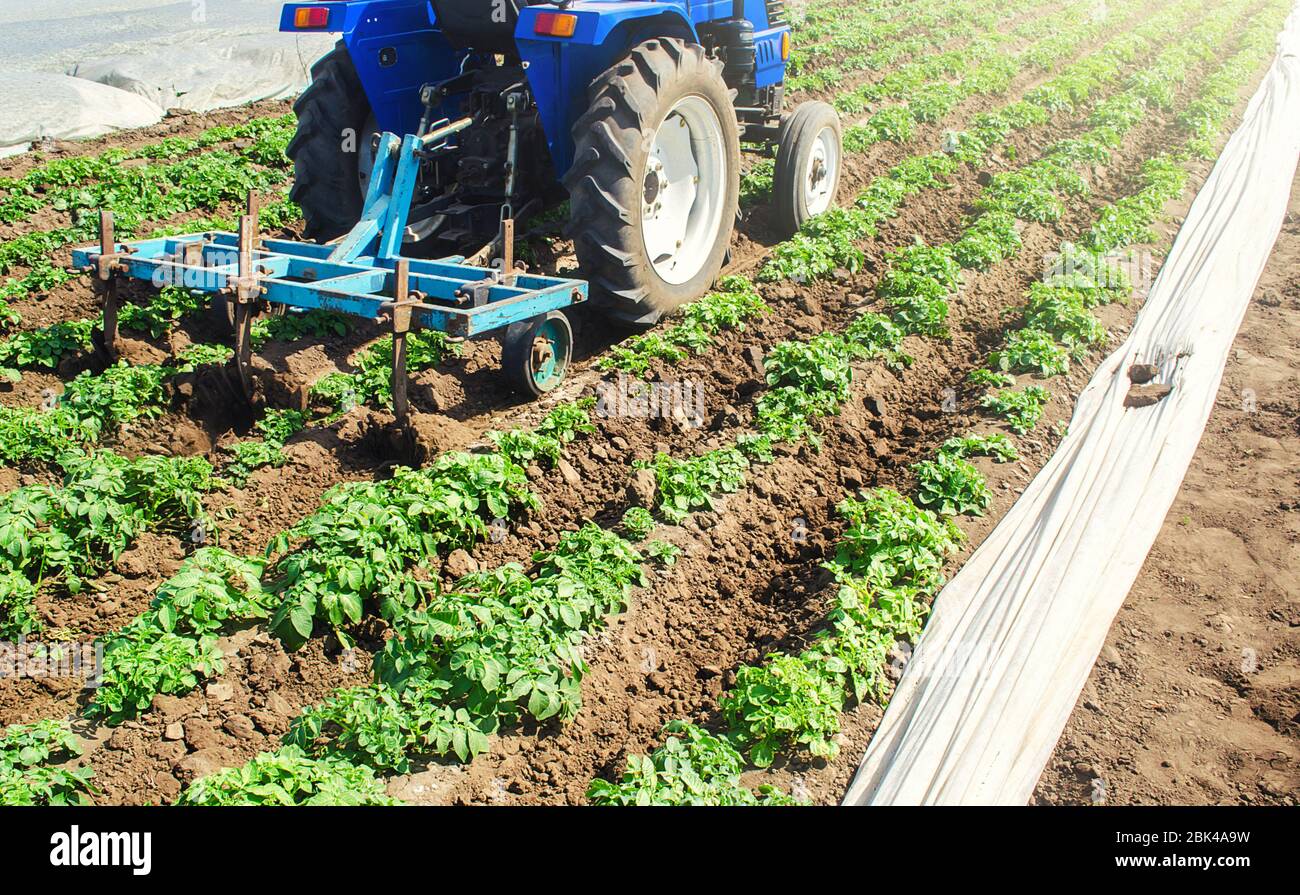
[587,721,798,806]
[0,720,94,806]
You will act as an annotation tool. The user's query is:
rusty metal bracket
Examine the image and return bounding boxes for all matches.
[499,213,515,287]
[223,194,266,307]
[224,194,267,401]
[454,278,493,307]
[388,259,421,429]
[92,210,130,360]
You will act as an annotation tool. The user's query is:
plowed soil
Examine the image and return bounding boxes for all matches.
[1,0,1293,806]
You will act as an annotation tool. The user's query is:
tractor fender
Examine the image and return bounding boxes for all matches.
[282,1,466,138]
[515,2,698,176]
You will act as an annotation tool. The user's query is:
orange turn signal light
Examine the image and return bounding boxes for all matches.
[535,11,578,37]
[294,6,330,29]
[781,31,791,60]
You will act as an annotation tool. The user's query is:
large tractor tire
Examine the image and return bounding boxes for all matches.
[287,41,375,241]
[565,38,741,328]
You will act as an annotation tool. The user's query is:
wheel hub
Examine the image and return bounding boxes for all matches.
[643,162,666,210]
[809,156,827,190]
[803,125,840,218]
[531,336,555,371]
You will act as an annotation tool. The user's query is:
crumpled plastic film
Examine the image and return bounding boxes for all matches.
[0,1,332,155]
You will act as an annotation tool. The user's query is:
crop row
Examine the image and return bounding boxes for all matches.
[787,0,1039,95]
[0,115,299,326]
[1,0,1274,804]
[745,0,1155,211]
[745,0,1100,206]
[758,0,1203,288]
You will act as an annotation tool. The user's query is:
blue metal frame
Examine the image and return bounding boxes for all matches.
[70,124,587,340]
[279,0,790,174]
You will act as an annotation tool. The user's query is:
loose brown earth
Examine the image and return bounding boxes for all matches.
[1,0,1293,805]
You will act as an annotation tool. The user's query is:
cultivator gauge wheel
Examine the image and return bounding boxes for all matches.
[502,310,573,396]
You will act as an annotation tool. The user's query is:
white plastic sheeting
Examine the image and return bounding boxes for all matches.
[0,1,331,156]
[842,5,1300,806]
[69,31,333,114]
[0,73,165,158]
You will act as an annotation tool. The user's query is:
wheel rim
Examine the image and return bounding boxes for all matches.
[530,317,569,389]
[804,125,840,217]
[641,95,727,286]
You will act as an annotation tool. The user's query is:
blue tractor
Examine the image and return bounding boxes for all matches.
[74,0,842,411]
[282,0,843,319]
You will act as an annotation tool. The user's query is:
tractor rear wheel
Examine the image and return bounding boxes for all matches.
[287,41,375,241]
[565,38,741,328]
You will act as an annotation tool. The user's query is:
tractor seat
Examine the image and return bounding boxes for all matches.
[430,0,550,55]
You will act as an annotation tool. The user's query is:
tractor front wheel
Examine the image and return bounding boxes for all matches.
[773,101,843,237]
[565,38,741,328]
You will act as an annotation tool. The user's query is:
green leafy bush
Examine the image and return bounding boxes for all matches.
[967,368,1016,389]
[939,433,1018,463]
[645,540,680,567]
[587,721,798,806]
[760,208,870,283]
[91,622,224,723]
[1022,286,1108,357]
[177,745,398,806]
[828,488,964,592]
[119,287,204,339]
[722,653,844,766]
[226,409,307,484]
[637,446,747,524]
[0,720,94,806]
[250,309,350,348]
[981,385,1051,433]
[267,452,537,647]
[288,525,648,769]
[0,320,95,370]
[987,327,1070,377]
[0,451,214,593]
[0,570,40,638]
[911,453,992,516]
[620,507,655,541]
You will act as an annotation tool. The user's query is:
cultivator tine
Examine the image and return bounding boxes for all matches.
[94,210,122,361]
[232,298,255,401]
[224,194,266,402]
[390,259,413,429]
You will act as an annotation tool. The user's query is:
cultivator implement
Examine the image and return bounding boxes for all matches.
[71,0,843,417]
[72,116,587,418]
